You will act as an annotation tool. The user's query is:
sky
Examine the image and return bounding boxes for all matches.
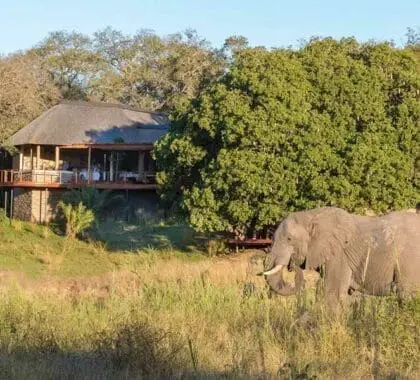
[0,0,419,54]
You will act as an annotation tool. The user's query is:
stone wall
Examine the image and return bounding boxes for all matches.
[12,188,65,223]
[12,188,32,221]
[12,188,161,223]
[31,189,64,223]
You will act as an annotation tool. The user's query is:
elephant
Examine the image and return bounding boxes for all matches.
[263,207,420,306]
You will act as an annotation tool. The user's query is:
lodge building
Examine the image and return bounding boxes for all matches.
[0,101,169,222]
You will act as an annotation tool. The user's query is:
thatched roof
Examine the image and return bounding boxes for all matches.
[9,101,169,146]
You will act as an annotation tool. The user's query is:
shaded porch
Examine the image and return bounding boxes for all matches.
[1,144,158,188]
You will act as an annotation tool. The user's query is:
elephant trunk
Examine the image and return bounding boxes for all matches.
[265,265,305,296]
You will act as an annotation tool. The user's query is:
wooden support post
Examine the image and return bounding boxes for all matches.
[103,153,107,181]
[4,190,7,217]
[38,189,42,223]
[138,151,145,181]
[36,145,41,170]
[87,146,92,184]
[110,152,114,182]
[55,146,60,170]
[115,152,119,181]
[10,188,13,221]
[44,188,48,224]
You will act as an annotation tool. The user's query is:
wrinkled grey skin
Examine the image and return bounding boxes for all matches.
[264,207,420,306]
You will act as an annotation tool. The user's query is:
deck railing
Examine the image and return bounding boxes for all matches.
[0,169,157,186]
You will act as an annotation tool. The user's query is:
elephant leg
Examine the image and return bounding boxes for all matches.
[323,256,353,309]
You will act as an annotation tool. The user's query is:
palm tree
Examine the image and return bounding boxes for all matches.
[58,201,95,238]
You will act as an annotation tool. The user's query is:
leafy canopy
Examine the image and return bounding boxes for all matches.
[155,38,420,236]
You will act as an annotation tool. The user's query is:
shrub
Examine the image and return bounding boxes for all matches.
[0,208,8,225]
[62,188,124,220]
[58,201,95,238]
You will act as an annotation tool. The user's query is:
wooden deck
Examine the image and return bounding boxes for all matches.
[67,182,158,190]
[0,181,158,190]
[0,170,158,190]
[227,238,272,250]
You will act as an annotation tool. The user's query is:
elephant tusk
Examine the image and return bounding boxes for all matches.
[263,264,284,276]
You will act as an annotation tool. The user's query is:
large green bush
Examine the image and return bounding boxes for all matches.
[155,38,420,236]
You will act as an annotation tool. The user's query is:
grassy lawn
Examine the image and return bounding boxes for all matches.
[95,219,205,252]
[0,219,205,279]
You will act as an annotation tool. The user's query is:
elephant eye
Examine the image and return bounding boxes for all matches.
[287,237,292,241]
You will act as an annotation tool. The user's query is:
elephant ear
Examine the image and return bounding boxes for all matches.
[306,208,356,269]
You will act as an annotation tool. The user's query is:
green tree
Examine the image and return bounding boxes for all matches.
[406,27,420,50]
[1,27,224,145]
[155,47,311,236]
[155,39,420,236]
[88,27,224,111]
[36,30,104,99]
[0,51,60,147]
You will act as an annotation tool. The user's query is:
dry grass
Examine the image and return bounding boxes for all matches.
[0,251,418,379]
[0,219,418,379]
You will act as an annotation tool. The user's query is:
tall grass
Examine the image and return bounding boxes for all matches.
[0,219,418,378]
[0,277,418,379]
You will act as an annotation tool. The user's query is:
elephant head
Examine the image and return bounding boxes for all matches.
[263,207,357,296]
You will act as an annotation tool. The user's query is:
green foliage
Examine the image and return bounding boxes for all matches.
[62,188,123,219]
[406,27,420,50]
[156,38,420,235]
[113,136,125,143]
[0,51,60,147]
[35,27,225,111]
[0,28,225,145]
[0,208,8,225]
[58,201,95,238]
[36,30,104,100]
